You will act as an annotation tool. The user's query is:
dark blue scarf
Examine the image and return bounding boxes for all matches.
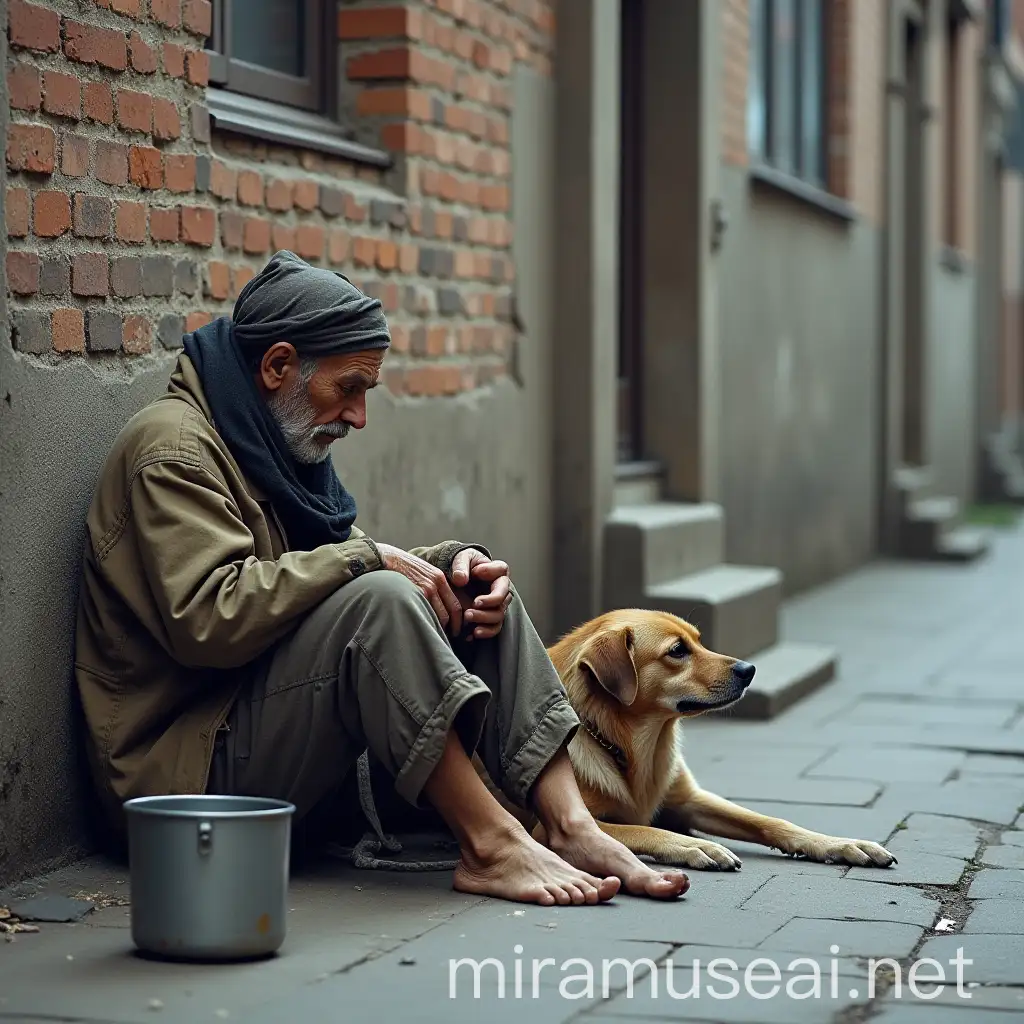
[183,316,358,550]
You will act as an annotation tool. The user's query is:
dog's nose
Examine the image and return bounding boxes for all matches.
[731,661,756,686]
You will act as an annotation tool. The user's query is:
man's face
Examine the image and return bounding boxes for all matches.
[260,345,385,464]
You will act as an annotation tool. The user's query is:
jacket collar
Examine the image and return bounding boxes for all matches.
[161,352,275,506]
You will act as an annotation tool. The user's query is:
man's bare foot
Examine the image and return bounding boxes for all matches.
[544,818,690,900]
[453,822,622,906]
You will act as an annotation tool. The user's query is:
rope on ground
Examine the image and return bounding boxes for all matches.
[327,750,459,872]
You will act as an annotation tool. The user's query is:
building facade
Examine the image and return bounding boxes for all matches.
[0,0,1015,882]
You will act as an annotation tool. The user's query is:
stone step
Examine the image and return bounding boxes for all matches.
[899,493,960,557]
[644,563,782,660]
[603,502,724,600]
[893,464,934,495]
[718,641,838,720]
[935,525,990,562]
[613,460,664,507]
[910,495,960,522]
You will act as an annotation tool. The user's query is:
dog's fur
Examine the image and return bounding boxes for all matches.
[531,609,895,870]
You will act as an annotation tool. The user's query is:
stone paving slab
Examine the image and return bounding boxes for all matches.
[844,851,968,886]
[754,917,923,958]
[803,746,965,785]
[872,1003,1024,1023]
[885,813,985,861]
[682,738,835,775]
[0,912,401,1023]
[962,754,1024,777]
[871,780,1024,827]
[822,698,1020,730]
[792,723,1024,756]
[963,898,1024,934]
[999,830,1024,847]
[584,970,872,1023]
[738,875,938,926]
[242,927,674,1024]
[657,944,870,977]
[979,844,1024,869]
[530,898,792,949]
[967,868,1024,900]
[926,984,1024,1012]
[918,933,1024,985]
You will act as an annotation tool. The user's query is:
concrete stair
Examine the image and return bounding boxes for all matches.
[894,466,990,562]
[601,465,837,720]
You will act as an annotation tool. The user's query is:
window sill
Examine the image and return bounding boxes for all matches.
[206,89,393,169]
[749,163,856,223]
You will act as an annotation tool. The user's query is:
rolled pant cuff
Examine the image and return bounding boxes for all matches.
[502,696,580,807]
[393,673,492,807]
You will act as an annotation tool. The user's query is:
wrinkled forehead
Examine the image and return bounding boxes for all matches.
[316,347,385,385]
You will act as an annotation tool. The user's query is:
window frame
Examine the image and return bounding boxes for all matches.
[748,0,829,192]
[206,0,329,116]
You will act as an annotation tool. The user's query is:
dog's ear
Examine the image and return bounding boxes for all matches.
[579,627,638,706]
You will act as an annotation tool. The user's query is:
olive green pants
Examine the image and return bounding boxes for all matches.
[209,570,579,821]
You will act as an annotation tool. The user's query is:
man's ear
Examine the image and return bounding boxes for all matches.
[579,627,638,706]
[258,341,299,392]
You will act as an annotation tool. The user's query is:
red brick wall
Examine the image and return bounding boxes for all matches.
[6,0,554,397]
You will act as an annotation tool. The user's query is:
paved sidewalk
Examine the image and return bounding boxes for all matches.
[2,520,1024,1024]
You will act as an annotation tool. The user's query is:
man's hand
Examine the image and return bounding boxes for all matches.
[450,548,513,640]
[376,543,464,636]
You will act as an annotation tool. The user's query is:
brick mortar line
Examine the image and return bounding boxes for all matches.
[8,193,517,258]
[8,36,209,84]
[5,340,514,404]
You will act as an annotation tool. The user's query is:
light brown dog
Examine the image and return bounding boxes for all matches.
[534,608,896,870]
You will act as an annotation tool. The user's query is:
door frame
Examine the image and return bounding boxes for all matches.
[879,0,934,550]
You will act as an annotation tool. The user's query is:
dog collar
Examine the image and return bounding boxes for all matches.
[581,720,630,773]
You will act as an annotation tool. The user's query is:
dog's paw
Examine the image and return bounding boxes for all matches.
[661,839,742,871]
[792,835,897,868]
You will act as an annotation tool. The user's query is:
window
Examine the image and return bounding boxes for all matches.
[748,0,828,190]
[206,0,327,112]
[202,0,390,167]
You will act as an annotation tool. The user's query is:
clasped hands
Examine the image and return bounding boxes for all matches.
[375,544,513,640]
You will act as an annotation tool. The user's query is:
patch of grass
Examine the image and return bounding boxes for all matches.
[965,503,1023,528]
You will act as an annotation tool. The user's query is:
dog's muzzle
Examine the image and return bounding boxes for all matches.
[675,661,756,714]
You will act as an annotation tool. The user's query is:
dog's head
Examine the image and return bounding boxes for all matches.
[568,609,755,718]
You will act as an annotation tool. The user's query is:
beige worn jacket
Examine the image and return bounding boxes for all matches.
[74,354,478,831]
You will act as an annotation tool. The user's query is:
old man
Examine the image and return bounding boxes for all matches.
[75,251,688,906]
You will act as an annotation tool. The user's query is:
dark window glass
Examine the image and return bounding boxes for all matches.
[232,0,305,78]
[748,0,828,189]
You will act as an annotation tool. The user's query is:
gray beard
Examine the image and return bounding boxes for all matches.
[266,379,349,465]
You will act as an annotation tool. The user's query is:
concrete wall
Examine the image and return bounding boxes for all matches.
[715,167,882,594]
[0,350,177,880]
[929,260,980,504]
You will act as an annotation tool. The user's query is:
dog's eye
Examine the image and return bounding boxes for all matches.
[667,641,689,659]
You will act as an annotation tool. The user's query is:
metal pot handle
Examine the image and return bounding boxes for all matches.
[198,820,213,855]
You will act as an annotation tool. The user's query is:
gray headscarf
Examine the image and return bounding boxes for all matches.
[231,250,390,360]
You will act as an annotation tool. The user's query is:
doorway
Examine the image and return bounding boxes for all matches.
[880,0,930,546]
[900,12,927,468]
[617,0,645,464]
